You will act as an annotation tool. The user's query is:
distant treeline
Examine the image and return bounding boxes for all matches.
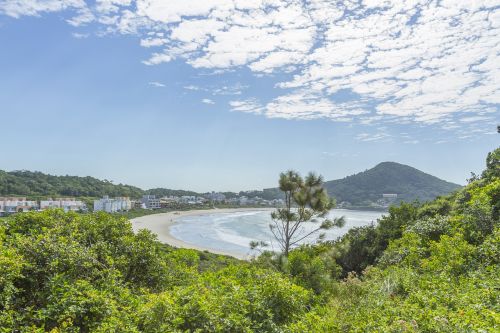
[0,170,282,201]
[0,170,143,198]
[145,187,283,200]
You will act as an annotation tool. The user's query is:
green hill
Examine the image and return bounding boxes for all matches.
[324,162,462,206]
[0,170,144,198]
[0,162,462,205]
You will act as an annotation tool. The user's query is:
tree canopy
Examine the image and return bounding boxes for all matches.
[0,170,144,198]
[258,171,344,256]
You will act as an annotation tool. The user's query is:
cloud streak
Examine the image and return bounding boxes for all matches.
[148,81,165,88]
[202,98,215,104]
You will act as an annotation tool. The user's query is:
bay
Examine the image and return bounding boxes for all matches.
[170,209,384,257]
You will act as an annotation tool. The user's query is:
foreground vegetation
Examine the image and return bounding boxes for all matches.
[0,148,498,332]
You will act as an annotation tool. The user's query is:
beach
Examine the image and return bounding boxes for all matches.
[130,208,273,260]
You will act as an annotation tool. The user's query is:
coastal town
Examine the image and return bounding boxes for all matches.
[0,191,401,217]
[0,197,86,215]
[0,193,286,216]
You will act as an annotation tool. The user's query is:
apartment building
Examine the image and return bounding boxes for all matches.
[94,196,132,213]
[141,195,161,210]
[0,197,38,216]
[40,198,86,212]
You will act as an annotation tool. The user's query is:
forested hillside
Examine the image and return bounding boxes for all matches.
[324,161,462,205]
[0,162,460,207]
[0,148,498,331]
[145,188,201,198]
[0,170,144,198]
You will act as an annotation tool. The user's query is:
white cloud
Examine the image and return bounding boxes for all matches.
[1,0,498,132]
[460,116,491,123]
[183,85,200,91]
[148,81,165,87]
[143,52,171,66]
[183,83,247,96]
[249,51,306,73]
[0,0,86,18]
[264,91,369,121]
[140,37,167,48]
[229,90,370,122]
[136,0,231,23]
[202,98,215,104]
[229,99,263,114]
[96,0,131,14]
[66,6,94,26]
[186,25,315,69]
[170,19,225,43]
[72,32,89,38]
[356,132,392,142]
[212,83,247,96]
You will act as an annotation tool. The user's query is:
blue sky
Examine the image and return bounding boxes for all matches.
[0,1,498,192]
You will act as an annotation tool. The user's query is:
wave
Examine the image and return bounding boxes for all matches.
[172,209,383,256]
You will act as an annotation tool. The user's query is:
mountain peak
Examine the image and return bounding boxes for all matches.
[374,161,406,167]
[372,161,419,170]
[325,162,461,207]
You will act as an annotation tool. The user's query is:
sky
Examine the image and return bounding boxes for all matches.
[0,0,498,192]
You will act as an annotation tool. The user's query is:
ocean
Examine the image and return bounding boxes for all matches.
[170,209,385,257]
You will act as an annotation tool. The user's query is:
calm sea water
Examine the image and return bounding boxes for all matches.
[170,209,385,256]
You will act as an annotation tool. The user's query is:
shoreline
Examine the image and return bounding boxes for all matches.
[130,208,273,260]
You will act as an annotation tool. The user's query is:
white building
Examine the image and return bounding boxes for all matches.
[40,198,86,212]
[207,192,226,202]
[141,195,161,210]
[179,195,196,204]
[271,199,285,206]
[0,197,38,215]
[94,196,131,213]
[161,196,180,203]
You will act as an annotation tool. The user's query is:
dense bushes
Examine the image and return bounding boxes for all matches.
[1,148,498,332]
[138,266,312,332]
[0,210,313,332]
[284,147,500,331]
[255,244,342,296]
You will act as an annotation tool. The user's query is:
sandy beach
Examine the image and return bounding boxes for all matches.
[130,208,273,260]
